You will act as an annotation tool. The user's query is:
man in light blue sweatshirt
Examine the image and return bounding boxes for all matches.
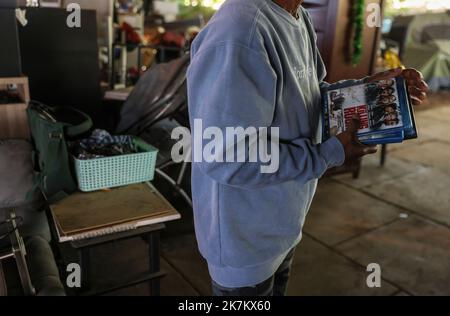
[187,0,428,296]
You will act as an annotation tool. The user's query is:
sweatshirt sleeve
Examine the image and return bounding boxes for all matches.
[187,43,344,190]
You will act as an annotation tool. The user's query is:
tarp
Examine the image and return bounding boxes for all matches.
[392,12,450,91]
[116,54,189,135]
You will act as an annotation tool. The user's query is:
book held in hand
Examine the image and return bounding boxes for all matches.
[322,76,418,145]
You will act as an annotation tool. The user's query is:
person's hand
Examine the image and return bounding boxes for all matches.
[402,68,429,105]
[367,68,429,106]
[336,115,378,163]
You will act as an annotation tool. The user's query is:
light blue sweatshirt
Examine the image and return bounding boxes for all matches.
[187,0,357,288]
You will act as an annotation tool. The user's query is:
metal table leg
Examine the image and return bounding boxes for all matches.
[381,144,387,167]
[147,232,161,296]
[0,262,7,296]
[79,247,91,290]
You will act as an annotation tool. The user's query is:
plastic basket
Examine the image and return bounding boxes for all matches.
[73,137,158,192]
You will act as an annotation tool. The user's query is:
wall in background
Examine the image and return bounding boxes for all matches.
[304,0,384,82]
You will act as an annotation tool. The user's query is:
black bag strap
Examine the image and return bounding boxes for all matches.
[63,107,93,138]
[29,101,93,138]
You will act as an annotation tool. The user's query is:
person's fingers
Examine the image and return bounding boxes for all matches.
[349,116,361,143]
[408,86,427,101]
[363,145,378,155]
[403,69,429,93]
[410,95,423,106]
[406,78,429,93]
[353,144,378,157]
[407,85,425,105]
[402,68,423,81]
[368,67,403,82]
[353,136,377,151]
[416,79,429,93]
[347,115,360,134]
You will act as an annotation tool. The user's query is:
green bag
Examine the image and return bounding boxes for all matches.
[27,101,93,203]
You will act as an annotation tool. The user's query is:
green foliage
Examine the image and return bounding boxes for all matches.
[384,0,397,18]
[384,0,426,18]
[351,0,365,66]
[177,0,222,20]
[178,5,215,20]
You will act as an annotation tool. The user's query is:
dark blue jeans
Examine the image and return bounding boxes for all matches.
[211,247,296,296]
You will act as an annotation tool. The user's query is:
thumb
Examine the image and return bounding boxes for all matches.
[347,115,361,134]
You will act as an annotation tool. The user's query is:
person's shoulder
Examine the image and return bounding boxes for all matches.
[223,0,264,16]
[191,0,266,55]
[298,6,317,32]
[299,6,312,21]
[213,0,265,29]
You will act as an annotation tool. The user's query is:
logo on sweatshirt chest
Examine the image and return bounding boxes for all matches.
[293,66,313,81]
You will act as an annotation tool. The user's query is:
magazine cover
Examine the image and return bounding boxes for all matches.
[322,76,417,144]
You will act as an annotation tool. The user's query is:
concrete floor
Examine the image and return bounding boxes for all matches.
[90,92,450,296]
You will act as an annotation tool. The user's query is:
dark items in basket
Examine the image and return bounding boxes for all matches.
[70,129,137,160]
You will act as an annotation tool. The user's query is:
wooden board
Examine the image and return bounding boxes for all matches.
[0,103,30,140]
[0,77,29,85]
[51,183,179,236]
[0,77,30,140]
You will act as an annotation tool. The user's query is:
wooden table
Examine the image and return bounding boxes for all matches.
[48,183,180,296]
